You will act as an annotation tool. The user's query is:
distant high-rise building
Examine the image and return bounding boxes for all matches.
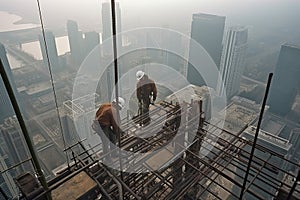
[84,31,100,56]
[0,154,18,199]
[237,126,292,199]
[289,128,300,161]
[0,117,32,175]
[268,44,300,116]
[0,43,16,124]
[102,2,122,55]
[161,31,184,73]
[0,117,33,199]
[217,26,248,99]
[187,13,225,88]
[67,20,84,65]
[39,31,59,71]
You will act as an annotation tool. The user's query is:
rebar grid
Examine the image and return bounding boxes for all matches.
[27,100,300,200]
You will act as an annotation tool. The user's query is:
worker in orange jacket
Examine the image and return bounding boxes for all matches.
[92,97,125,159]
[136,70,157,126]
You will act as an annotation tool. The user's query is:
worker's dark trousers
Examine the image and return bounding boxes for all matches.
[140,99,151,125]
[98,126,117,159]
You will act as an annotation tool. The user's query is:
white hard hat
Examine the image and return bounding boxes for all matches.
[136,70,145,81]
[112,97,125,109]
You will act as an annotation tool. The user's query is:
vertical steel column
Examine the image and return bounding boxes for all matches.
[0,59,50,199]
[110,0,124,199]
[173,102,185,187]
[36,0,69,170]
[239,73,273,199]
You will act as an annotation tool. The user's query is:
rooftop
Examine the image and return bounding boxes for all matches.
[244,126,292,151]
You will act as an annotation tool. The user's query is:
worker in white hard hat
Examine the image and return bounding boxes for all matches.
[92,97,125,159]
[136,70,157,126]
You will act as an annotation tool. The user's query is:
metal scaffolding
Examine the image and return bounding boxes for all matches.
[25,99,300,200]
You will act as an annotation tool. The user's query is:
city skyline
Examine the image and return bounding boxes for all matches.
[0,1,299,199]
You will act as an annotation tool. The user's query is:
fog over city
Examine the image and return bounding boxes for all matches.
[1,0,300,35]
[1,0,300,78]
[0,1,300,199]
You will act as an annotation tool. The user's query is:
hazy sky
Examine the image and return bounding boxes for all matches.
[0,0,299,39]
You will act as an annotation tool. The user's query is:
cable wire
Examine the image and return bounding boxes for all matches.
[36,0,70,168]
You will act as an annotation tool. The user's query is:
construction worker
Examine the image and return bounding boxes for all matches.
[136,70,157,126]
[92,97,125,159]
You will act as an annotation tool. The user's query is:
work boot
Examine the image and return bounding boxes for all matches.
[142,117,151,126]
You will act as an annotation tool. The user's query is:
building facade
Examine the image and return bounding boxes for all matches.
[187,13,225,88]
[67,20,84,65]
[237,126,292,199]
[39,31,59,71]
[0,43,15,124]
[268,44,300,116]
[84,31,100,57]
[0,117,32,175]
[217,26,248,99]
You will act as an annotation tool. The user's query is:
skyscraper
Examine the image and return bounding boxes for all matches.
[39,30,59,71]
[268,43,300,116]
[0,43,15,124]
[161,30,184,73]
[0,117,32,174]
[187,13,225,88]
[0,117,33,198]
[237,126,292,199]
[217,26,248,99]
[84,31,100,57]
[67,20,84,65]
[0,154,18,199]
[102,2,122,55]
